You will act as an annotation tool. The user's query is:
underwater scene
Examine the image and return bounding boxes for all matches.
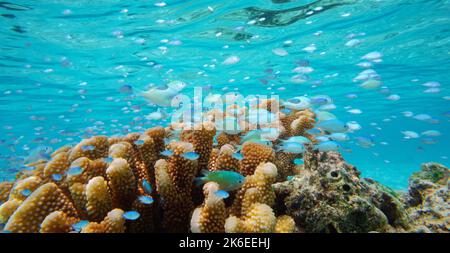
[0,0,448,233]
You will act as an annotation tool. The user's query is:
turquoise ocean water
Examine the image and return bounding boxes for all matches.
[0,0,448,189]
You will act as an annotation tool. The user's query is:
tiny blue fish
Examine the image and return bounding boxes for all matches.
[232,152,244,160]
[287,176,295,181]
[119,84,133,94]
[67,166,83,176]
[21,189,32,197]
[293,158,304,165]
[161,150,173,156]
[316,119,348,133]
[277,142,305,154]
[24,166,36,171]
[182,151,199,160]
[214,190,229,199]
[138,195,154,205]
[142,179,152,194]
[421,137,438,145]
[72,220,89,232]
[123,211,140,220]
[52,174,63,181]
[314,141,340,152]
[281,108,292,114]
[354,136,374,148]
[134,139,145,145]
[81,145,95,151]
[328,133,349,142]
[306,128,322,135]
[315,136,330,142]
[310,95,332,106]
[103,157,113,163]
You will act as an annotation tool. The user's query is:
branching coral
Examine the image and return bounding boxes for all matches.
[68,136,109,162]
[155,159,193,232]
[191,182,227,233]
[86,176,112,222]
[0,182,13,203]
[216,132,241,148]
[225,203,276,233]
[81,208,126,233]
[239,142,275,176]
[165,141,198,191]
[230,162,277,217]
[275,215,296,233]
[280,109,315,138]
[4,183,78,233]
[40,211,77,233]
[0,199,22,224]
[180,122,216,171]
[43,152,70,180]
[209,144,240,172]
[106,158,136,210]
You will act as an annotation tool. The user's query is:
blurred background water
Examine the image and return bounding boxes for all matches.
[0,0,448,189]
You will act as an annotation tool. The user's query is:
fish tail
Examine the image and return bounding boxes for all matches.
[200,169,210,176]
[194,177,205,187]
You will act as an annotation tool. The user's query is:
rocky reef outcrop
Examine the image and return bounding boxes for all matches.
[403,163,449,233]
[273,147,449,233]
[273,147,410,233]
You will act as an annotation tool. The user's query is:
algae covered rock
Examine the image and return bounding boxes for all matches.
[404,163,449,233]
[273,147,409,233]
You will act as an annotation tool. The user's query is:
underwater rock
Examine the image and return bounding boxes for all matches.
[404,163,449,233]
[273,147,409,232]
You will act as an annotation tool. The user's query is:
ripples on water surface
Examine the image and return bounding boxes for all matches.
[0,0,449,189]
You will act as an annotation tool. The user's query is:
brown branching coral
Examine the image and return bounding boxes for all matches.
[154,159,193,232]
[40,211,77,233]
[8,176,43,201]
[239,142,275,176]
[280,109,315,138]
[165,141,198,191]
[230,162,278,217]
[68,182,87,218]
[0,199,22,224]
[216,132,241,148]
[225,203,277,233]
[275,215,296,233]
[81,208,126,233]
[106,158,136,210]
[209,144,240,172]
[43,152,70,180]
[85,176,112,222]
[68,136,109,162]
[180,122,216,171]
[191,182,227,233]
[4,183,78,233]
[0,182,13,203]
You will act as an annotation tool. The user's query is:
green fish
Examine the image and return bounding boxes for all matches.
[195,170,245,191]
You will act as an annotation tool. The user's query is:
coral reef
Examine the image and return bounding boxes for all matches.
[0,104,448,233]
[403,163,449,232]
[273,147,410,233]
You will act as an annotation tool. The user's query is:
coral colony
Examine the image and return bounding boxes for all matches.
[0,96,448,233]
